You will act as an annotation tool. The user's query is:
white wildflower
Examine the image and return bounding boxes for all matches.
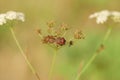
[0,14,6,25]
[111,11,120,16]
[16,12,25,22]
[5,11,25,22]
[5,11,17,20]
[111,11,120,22]
[89,10,111,24]
[0,11,25,26]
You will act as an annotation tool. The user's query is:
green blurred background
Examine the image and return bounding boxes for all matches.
[0,0,120,80]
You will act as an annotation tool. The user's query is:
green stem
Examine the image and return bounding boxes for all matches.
[75,53,97,80]
[102,26,112,44]
[49,49,57,80]
[10,27,40,80]
[75,26,112,80]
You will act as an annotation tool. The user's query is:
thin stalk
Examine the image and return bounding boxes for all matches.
[102,26,112,44]
[10,27,40,80]
[75,26,112,80]
[49,49,58,80]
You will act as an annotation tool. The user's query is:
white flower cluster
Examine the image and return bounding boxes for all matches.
[111,11,120,23]
[89,10,120,24]
[0,11,25,25]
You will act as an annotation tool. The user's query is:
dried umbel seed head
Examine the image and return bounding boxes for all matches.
[47,20,55,28]
[74,30,85,39]
[38,21,84,49]
[53,23,70,36]
[43,35,56,43]
[47,27,53,34]
[55,37,66,46]
[55,29,62,36]
[60,23,69,30]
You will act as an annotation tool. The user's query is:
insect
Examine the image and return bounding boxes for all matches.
[43,35,56,43]
[69,40,73,47]
[56,37,66,46]
[43,35,66,46]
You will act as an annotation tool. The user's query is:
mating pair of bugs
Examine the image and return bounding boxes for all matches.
[42,35,74,47]
[42,35,66,46]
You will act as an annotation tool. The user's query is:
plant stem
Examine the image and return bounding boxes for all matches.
[10,27,40,80]
[75,26,112,80]
[102,26,112,44]
[49,49,57,80]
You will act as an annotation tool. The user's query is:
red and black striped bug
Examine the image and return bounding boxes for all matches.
[43,35,66,46]
[56,37,66,46]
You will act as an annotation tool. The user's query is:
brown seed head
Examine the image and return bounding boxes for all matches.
[74,30,85,39]
[55,30,61,36]
[47,20,55,28]
[60,23,69,30]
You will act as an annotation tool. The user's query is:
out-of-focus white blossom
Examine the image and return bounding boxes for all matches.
[89,10,111,24]
[0,14,7,25]
[0,11,25,26]
[111,11,120,22]
[16,12,25,22]
[89,10,120,24]
[5,11,17,20]
[5,11,25,22]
